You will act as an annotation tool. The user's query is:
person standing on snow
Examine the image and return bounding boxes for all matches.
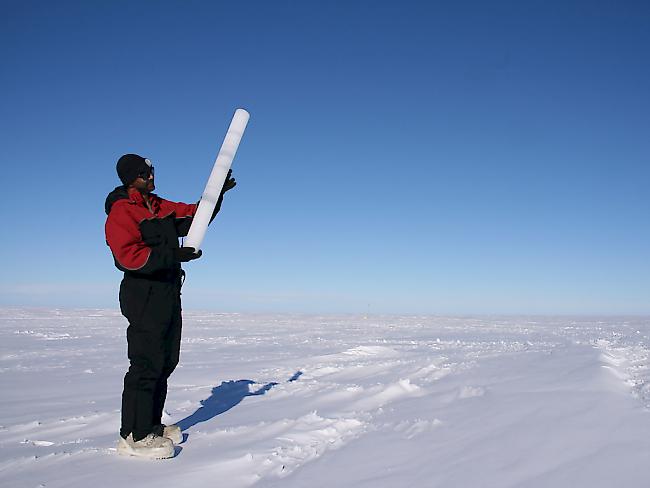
[104,153,235,459]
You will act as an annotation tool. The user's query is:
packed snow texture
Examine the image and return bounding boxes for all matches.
[1,309,650,487]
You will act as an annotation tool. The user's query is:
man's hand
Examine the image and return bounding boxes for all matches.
[206,170,237,224]
[221,169,236,195]
[196,170,236,220]
[174,247,202,262]
[196,170,237,204]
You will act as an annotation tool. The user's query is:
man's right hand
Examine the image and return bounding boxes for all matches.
[174,247,202,262]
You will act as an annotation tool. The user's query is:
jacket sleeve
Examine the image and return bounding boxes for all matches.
[209,194,224,224]
[160,199,198,237]
[105,203,175,274]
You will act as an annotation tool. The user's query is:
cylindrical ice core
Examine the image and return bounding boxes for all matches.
[183,108,249,252]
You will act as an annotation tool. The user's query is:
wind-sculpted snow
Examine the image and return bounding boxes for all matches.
[1,310,650,487]
[594,337,650,408]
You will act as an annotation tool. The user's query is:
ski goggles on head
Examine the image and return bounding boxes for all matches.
[138,159,155,179]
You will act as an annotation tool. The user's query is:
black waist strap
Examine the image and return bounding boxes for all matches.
[124,268,182,283]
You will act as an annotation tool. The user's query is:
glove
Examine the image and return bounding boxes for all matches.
[221,169,237,194]
[196,170,237,223]
[174,247,202,262]
[209,170,237,223]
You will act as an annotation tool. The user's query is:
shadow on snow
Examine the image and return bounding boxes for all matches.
[176,371,303,433]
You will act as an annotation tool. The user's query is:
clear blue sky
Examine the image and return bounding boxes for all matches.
[1,1,649,314]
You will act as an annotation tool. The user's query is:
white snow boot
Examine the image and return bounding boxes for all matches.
[162,424,182,444]
[117,433,174,459]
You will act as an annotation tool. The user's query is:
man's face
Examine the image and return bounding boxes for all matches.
[132,166,155,194]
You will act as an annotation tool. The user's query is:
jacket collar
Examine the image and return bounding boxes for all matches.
[127,187,144,203]
[127,188,160,213]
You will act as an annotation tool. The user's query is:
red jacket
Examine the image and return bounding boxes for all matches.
[105,186,197,274]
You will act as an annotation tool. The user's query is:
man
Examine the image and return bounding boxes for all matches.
[104,153,235,459]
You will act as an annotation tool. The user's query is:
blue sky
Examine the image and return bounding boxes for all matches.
[1,1,649,314]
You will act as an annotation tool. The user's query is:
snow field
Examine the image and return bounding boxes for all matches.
[1,310,650,487]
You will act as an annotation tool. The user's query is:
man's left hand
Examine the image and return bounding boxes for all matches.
[221,169,236,195]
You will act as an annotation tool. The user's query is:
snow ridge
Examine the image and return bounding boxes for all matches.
[2,310,650,487]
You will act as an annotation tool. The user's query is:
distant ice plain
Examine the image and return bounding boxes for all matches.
[1,309,650,487]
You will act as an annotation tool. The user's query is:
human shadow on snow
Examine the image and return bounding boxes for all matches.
[176,371,303,434]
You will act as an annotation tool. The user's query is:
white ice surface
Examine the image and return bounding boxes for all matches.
[2,309,650,487]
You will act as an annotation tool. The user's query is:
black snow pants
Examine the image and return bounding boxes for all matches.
[118,269,183,441]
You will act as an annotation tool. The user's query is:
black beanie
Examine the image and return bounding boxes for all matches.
[116,154,151,186]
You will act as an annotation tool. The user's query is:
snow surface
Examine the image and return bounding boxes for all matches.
[2,309,650,487]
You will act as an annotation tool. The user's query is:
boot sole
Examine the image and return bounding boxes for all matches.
[117,439,174,460]
[163,429,183,444]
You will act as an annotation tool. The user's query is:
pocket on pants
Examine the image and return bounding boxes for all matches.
[119,279,153,324]
[144,284,175,327]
